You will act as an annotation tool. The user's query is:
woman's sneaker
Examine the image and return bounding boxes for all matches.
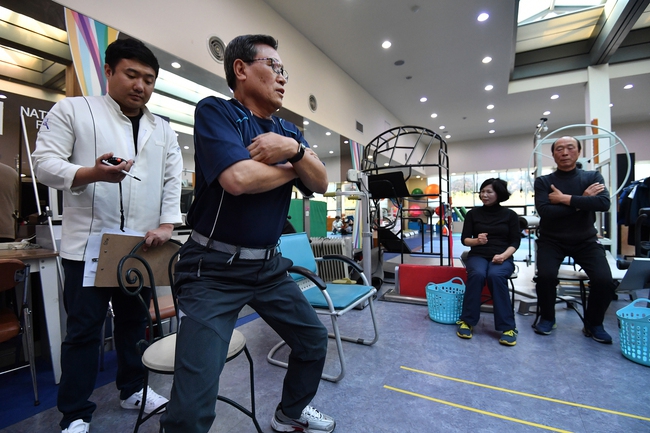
[271,404,336,432]
[533,319,556,335]
[499,329,518,346]
[456,321,473,339]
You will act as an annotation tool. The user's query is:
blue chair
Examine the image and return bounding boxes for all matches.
[267,232,379,382]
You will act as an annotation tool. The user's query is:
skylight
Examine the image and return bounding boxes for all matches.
[517,0,605,25]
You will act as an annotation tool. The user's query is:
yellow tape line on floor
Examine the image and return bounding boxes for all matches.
[384,385,572,433]
[400,366,650,422]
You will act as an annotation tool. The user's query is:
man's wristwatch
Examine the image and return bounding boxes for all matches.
[288,140,306,164]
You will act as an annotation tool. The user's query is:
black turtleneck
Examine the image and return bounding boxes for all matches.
[534,167,610,243]
[461,204,521,259]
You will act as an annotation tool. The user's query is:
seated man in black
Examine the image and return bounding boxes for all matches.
[533,136,617,343]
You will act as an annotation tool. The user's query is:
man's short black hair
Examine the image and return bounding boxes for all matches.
[105,38,159,77]
[480,178,511,203]
[551,136,581,153]
[224,34,279,90]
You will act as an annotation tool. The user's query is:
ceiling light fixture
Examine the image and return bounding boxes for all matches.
[420,97,427,102]
[344,140,349,144]
[439,126,445,129]
[489,130,495,134]
[482,56,492,64]
[303,120,309,125]
[487,104,494,110]
[543,111,551,115]
[430,113,438,118]
[382,41,391,49]
[445,134,451,139]
[171,62,181,69]
[0,94,6,99]
[313,145,318,148]
[609,103,613,107]
[325,131,331,136]
[484,84,493,91]
[488,119,495,123]
[329,150,334,154]
[624,84,633,90]
[477,13,489,22]
[550,94,559,100]
[183,145,189,150]
[383,163,390,167]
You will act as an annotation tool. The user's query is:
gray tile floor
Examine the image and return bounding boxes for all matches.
[3,281,650,433]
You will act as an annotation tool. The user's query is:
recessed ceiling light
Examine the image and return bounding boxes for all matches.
[329,150,334,154]
[313,145,318,148]
[543,111,551,115]
[487,104,494,110]
[484,84,493,91]
[624,84,633,90]
[382,41,392,49]
[488,119,495,123]
[416,175,421,179]
[609,103,613,107]
[0,94,7,99]
[551,94,559,100]
[325,131,331,136]
[439,126,445,129]
[303,120,309,125]
[383,162,390,166]
[489,130,495,134]
[420,97,427,102]
[431,113,438,118]
[482,56,492,64]
[477,13,489,22]
[183,145,189,150]
[445,134,451,139]
[171,62,181,69]
[344,140,349,144]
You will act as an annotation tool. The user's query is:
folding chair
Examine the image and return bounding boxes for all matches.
[117,239,261,433]
[0,259,38,406]
[267,232,379,382]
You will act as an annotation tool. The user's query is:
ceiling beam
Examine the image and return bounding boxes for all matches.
[589,0,650,65]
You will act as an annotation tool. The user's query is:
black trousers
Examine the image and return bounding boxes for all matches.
[160,239,328,433]
[58,259,150,429]
[535,238,616,326]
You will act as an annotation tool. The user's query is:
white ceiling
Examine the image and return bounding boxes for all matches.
[261,0,650,144]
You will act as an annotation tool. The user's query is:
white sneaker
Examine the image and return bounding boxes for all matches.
[61,419,90,433]
[120,386,168,414]
[271,403,336,432]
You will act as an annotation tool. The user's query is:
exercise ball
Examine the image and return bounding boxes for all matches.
[411,187,424,196]
[425,183,440,197]
[409,204,422,217]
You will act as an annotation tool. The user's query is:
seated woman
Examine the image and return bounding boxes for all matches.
[457,178,521,346]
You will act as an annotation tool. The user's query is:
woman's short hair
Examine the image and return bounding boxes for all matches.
[479,178,511,203]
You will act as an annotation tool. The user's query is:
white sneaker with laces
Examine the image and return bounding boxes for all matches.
[120,386,168,414]
[271,403,336,432]
[61,419,90,433]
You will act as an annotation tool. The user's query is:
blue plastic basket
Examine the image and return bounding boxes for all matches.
[616,298,650,367]
[426,277,465,324]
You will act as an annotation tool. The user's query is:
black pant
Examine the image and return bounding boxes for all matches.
[58,259,150,429]
[161,239,328,433]
[535,238,616,326]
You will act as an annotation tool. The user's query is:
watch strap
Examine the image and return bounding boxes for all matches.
[288,140,306,164]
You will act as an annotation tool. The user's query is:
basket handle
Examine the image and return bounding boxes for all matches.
[447,276,465,286]
[629,298,650,308]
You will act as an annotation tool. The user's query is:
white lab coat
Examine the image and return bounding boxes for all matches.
[32,94,183,261]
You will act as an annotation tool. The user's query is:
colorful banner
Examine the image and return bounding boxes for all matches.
[64,9,119,96]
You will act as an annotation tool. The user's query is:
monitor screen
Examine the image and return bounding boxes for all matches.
[617,257,650,294]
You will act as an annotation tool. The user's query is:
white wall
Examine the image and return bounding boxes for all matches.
[53,0,403,146]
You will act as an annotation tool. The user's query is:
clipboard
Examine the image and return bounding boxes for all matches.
[94,234,178,287]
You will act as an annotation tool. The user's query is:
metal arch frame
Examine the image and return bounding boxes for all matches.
[527,124,631,198]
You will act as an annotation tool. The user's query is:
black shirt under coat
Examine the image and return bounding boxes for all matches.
[461,204,521,260]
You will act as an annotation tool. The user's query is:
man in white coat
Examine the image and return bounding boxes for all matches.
[32,38,182,433]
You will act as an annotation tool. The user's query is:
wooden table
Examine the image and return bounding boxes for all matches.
[0,248,63,383]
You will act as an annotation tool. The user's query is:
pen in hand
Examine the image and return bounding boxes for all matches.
[101,159,141,181]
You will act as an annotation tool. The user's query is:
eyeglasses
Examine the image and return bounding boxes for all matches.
[247,57,289,82]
